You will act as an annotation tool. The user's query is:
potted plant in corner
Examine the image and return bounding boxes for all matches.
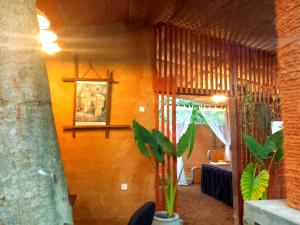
[132,120,196,225]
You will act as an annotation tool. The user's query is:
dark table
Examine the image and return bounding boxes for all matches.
[201,163,233,207]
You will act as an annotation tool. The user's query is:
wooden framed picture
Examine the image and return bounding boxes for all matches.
[62,57,130,138]
[75,80,107,126]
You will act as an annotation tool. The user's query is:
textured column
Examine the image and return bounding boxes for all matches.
[0,1,73,224]
[276,0,300,210]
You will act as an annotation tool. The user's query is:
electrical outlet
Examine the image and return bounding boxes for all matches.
[121,183,128,191]
[139,106,145,112]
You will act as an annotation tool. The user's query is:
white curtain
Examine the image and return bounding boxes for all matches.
[174,107,193,185]
[199,106,231,161]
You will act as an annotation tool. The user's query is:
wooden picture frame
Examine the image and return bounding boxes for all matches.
[62,55,130,138]
[75,80,108,126]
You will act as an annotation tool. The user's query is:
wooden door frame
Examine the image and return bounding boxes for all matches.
[173,94,241,224]
[229,96,243,225]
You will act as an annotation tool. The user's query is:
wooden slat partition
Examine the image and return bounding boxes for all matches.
[153,23,178,211]
[153,23,283,223]
[155,23,278,99]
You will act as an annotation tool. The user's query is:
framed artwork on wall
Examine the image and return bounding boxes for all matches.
[62,55,130,138]
[75,81,107,126]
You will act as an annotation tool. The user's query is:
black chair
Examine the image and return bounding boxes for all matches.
[128,201,155,225]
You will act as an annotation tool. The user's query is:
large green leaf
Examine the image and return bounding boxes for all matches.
[262,130,284,161]
[269,130,284,161]
[151,129,174,157]
[243,135,269,161]
[176,122,196,158]
[240,162,270,200]
[263,139,276,153]
[269,130,283,146]
[132,120,163,162]
[275,147,284,161]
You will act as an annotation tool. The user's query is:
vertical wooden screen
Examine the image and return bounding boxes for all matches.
[153,24,178,210]
[153,23,283,220]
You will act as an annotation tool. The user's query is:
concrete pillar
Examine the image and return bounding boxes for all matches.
[276,0,300,210]
[0,1,73,224]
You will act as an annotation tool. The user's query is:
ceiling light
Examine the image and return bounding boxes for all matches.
[42,42,61,55]
[212,94,228,103]
[37,13,50,30]
[38,30,58,43]
[36,8,61,55]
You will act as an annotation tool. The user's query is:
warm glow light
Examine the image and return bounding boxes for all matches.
[38,30,58,43]
[37,9,61,55]
[37,14,50,30]
[42,42,61,55]
[212,95,228,103]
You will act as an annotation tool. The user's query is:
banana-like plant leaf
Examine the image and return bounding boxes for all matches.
[166,169,174,218]
[262,130,284,161]
[240,162,270,200]
[263,139,276,153]
[269,130,284,161]
[163,167,182,218]
[132,120,163,162]
[262,191,267,200]
[151,129,174,157]
[243,135,269,161]
[275,147,284,161]
[176,123,196,158]
[269,130,283,146]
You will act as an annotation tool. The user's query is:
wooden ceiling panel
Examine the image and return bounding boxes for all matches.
[38,0,129,27]
[161,0,277,51]
[36,0,66,29]
[37,0,277,51]
[128,0,151,24]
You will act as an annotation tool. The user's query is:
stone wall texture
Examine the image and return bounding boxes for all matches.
[0,1,73,224]
[276,0,300,210]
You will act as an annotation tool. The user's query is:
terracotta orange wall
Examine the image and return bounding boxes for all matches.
[183,125,224,177]
[277,0,300,209]
[44,28,155,225]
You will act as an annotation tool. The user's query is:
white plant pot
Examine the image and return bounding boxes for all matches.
[152,211,183,225]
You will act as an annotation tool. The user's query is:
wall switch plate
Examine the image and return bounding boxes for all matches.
[139,106,145,112]
[121,183,128,191]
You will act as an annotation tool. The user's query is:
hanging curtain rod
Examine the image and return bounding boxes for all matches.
[199,105,227,110]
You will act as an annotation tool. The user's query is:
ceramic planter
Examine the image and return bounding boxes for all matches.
[152,211,183,225]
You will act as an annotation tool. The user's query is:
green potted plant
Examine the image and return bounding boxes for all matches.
[132,120,196,225]
[240,130,283,200]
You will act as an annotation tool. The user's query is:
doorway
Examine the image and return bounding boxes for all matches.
[163,95,234,224]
